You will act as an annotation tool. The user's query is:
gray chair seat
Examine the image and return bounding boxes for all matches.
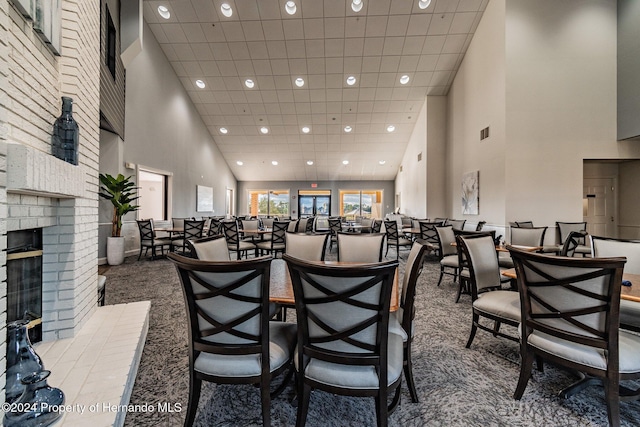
[388,310,410,341]
[575,245,591,255]
[441,254,459,268]
[295,333,403,390]
[498,253,514,268]
[541,244,560,254]
[620,299,640,330]
[256,241,284,251]
[228,241,256,251]
[195,321,296,378]
[526,328,640,374]
[473,291,520,322]
[389,237,412,246]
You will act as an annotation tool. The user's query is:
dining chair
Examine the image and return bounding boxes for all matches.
[327,218,342,252]
[418,221,440,257]
[285,233,328,261]
[453,229,500,303]
[556,221,590,256]
[173,219,205,255]
[560,230,589,257]
[337,232,385,262]
[187,235,230,261]
[136,219,173,260]
[207,217,223,237]
[499,226,548,268]
[435,225,459,286]
[168,254,296,427]
[458,235,520,349]
[257,221,288,258]
[383,220,413,260]
[434,217,448,226]
[283,254,402,427]
[591,235,640,333]
[304,217,315,233]
[475,221,486,231]
[509,247,639,427]
[513,221,534,228]
[287,220,299,233]
[241,219,260,241]
[371,219,382,233]
[446,219,466,231]
[222,221,257,260]
[388,240,429,403]
[298,218,309,234]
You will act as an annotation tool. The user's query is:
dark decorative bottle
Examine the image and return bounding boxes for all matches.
[3,370,65,427]
[5,319,44,403]
[51,96,79,165]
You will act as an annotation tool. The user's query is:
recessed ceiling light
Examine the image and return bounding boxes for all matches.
[387,125,396,132]
[342,160,349,165]
[219,127,228,134]
[245,79,255,89]
[260,126,269,134]
[306,160,314,165]
[344,126,352,133]
[351,0,363,13]
[195,79,206,89]
[158,5,171,19]
[295,77,305,87]
[418,0,432,10]
[221,3,233,17]
[302,126,310,134]
[379,160,386,165]
[285,1,297,15]
[400,75,410,85]
[271,160,278,166]
[346,76,357,86]
[236,161,243,166]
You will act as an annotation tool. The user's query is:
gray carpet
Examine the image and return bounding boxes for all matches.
[104,250,640,426]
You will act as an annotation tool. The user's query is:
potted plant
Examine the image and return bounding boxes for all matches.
[99,173,139,265]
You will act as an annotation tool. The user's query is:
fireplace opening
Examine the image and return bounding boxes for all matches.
[6,229,43,343]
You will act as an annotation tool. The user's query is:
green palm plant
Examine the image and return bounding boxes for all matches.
[99,173,140,237]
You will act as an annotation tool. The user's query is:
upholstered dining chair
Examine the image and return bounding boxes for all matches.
[453,229,501,303]
[173,219,205,255]
[285,232,328,261]
[187,235,230,261]
[509,248,639,427]
[435,225,459,286]
[327,218,342,251]
[499,226,548,268]
[383,220,413,260]
[475,221,487,231]
[388,240,429,403]
[591,235,640,333]
[207,217,224,237]
[169,254,296,427]
[514,221,534,228]
[337,232,385,262]
[446,219,466,231]
[371,219,383,233]
[418,221,440,257]
[137,219,173,260]
[557,221,589,256]
[304,217,315,233]
[257,221,288,258]
[222,221,257,260]
[283,254,402,427]
[560,230,589,257]
[459,234,520,348]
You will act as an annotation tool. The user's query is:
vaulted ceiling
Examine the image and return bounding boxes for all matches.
[142,0,488,181]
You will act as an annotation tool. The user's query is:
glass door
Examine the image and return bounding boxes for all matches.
[298,190,331,217]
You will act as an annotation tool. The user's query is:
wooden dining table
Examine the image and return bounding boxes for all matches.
[501,268,640,302]
[269,258,399,312]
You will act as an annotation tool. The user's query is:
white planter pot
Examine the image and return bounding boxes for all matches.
[107,236,125,265]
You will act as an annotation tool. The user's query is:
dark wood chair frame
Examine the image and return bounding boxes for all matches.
[169,254,292,427]
[384,220,413,260]
[435,225,458,286]
[175,219,205,255]
[327,218,342,252]
[258,221,289,258]
[453,230,496,303]
[207,218,223,237]
[514,221,534,228]
[560,230,588,257]
[336,231,386,262]
[186,234,227,259]
[283,254,401,427]
[137,219,172,260]
[371,219,382,233]
[509,248,636,427]
[222,221,258,260]
[418,221,441,258]
[304,217,315,233]
[475,221,486,231]
[397,240,429,403]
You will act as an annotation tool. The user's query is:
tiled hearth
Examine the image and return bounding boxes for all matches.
[33,301,150,427]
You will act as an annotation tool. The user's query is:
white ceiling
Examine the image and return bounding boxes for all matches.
[142,0,488,181]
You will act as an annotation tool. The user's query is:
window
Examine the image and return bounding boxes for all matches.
[247,190,289,217]
[106,6,116,80]
[339,190,383,219]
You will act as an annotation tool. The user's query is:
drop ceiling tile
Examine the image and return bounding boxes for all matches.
[229,91,249,103]
[406,14,432,36]
[401,36,425,55]
[256,0,281,20]
[307,58,326,73]
[270,59,290,75]
[361,56,382,73]
[325,74,342,89]
[358,88,376,101]
[416,54,439,71]
[278,90,295,103]
[221,21,245,41]
[326,89,342,102]
[406,86,428,100]
[228,42,250,59]
[182,23,207,42]
[191,1,217,22]
[385,15,409,37]
[427,86,448,96]
[282,19,304,39]
[303,18,325,39]
[274,75,293,89]
[161,45,177,62]
[360,73,378,88]
[428,13,454,35]
[308,74,327,89]
[305,39,325,58]
[344,16,366,38]
[262,103,281,114]
[379,56,400,72]
[256,75,276,90]
[382,37,405,56]
[365,16,388,37]
[343,57,362,74]
[296,103,312,114]
[450,12,477,34]
[261,90,280,103]
[325,39,344,57]
[324,17,345,39]
[398,55,420,72]
[171,62,187,77]
[173,2,198,22]
[148,24,169,44]
[202,23,226,42]
[343,88,360,102]
[234,59,255,76]
[241,21,265,41]
[190,43,214,60]
[435,0,460,14]
[375,87,393,101]
[435,53,458,70]
[210,42,233,59]
[301,0,324,18]
[182,61,203,75]
[442,33,467,54]
[368,0,392,16]
[363,37,384,56]
[235,1,261,20]
[247,41,270,59]
[261,20,284,40]
[325,57,344,74]
[309,90,326,102]
[286,40,307,58]
[377,73,396,87]
[163,24,189,43]
[389,0,414,15]
[391,87,410,101]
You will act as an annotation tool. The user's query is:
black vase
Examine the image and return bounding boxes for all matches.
[3,370,65,427]
[51,96,79,165]
[5,319,44,403]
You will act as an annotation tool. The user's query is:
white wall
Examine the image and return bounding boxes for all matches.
[619,161,640,239]
[426,96,448,219]
[446,0,507,230]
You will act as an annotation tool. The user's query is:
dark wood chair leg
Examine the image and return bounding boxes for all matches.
[604,376,621,427]
[260,379,271,427]
[404,341,419,403]
[184,376,202,427]
[375,388,389,427]
[513,348,535,399]
[437,267,445,286]
[295,382,311,427]
[465,312,479,348]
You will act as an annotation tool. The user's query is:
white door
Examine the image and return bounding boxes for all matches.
[583,178,616,237]
[226,188,234,218]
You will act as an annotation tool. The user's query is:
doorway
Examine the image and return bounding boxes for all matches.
[138,169,168,220]
[226,188,234,218]
[298,190,331,217]
[583,178,615,237]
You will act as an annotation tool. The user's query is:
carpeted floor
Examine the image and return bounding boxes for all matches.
[104,249,640,426]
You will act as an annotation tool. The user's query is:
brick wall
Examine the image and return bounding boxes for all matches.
[1,0,100,399]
